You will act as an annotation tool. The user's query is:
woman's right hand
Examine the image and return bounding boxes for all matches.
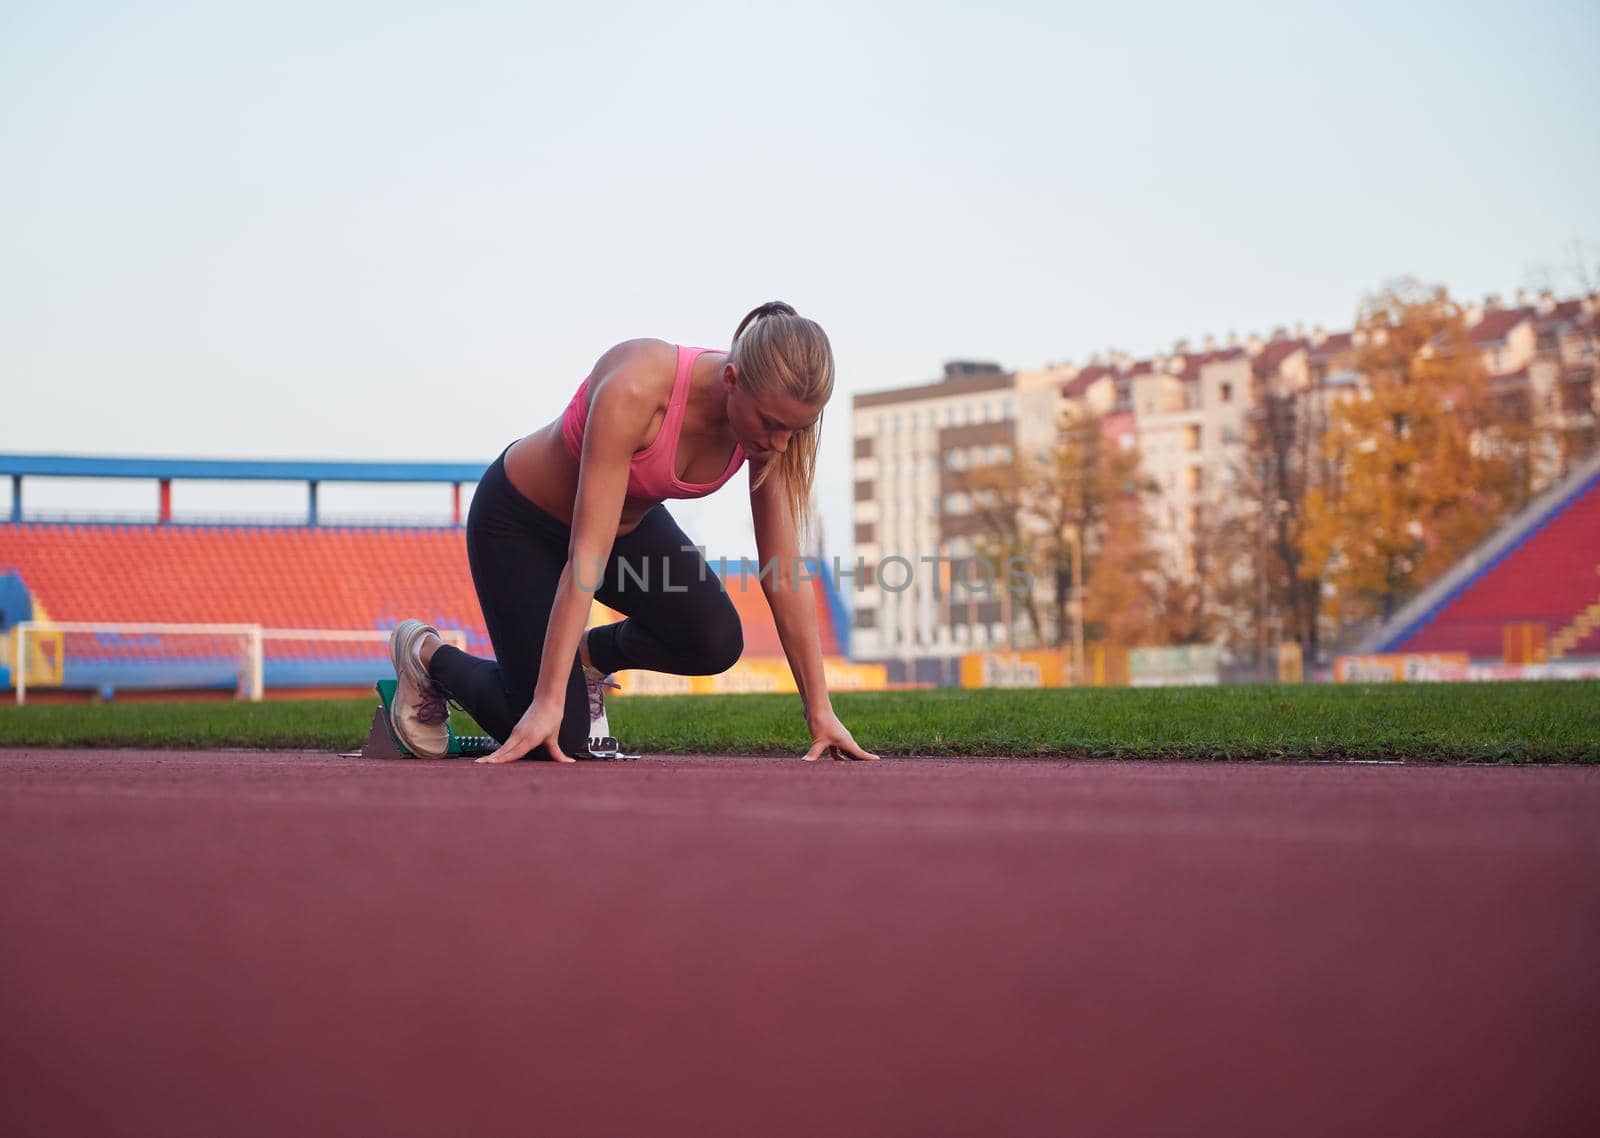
[477,698,574,764]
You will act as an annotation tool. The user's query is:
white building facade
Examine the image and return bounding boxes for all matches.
[847,294,1597,669]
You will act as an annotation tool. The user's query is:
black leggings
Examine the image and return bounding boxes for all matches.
[427,447,744,757]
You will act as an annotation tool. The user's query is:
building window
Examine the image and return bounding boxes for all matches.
[1220,382,1233,403]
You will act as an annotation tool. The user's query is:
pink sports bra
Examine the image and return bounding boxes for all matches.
[560,344,747,501]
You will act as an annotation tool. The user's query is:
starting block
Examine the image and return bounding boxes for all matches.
[362,680,638,760]
[585,733,640,762]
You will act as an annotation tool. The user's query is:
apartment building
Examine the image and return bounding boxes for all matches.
[848,292,1597,667]
[1469,292,1599,479]
[851,362,1021,669]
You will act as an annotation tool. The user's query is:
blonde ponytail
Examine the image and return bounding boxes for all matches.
[730,301,834,540]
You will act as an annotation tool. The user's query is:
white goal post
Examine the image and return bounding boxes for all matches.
[10,622,466,705]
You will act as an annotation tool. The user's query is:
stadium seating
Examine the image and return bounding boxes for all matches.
[0,523,847,690]
[0,522,487,647]
[1392,472,1600,659]
[716,565,844,657]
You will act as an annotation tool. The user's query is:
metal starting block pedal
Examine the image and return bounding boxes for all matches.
[587,735,640,762]
[363,680,639,760]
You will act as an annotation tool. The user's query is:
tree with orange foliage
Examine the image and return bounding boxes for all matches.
[955,447,1043,646]
[1301,281,1530,621]
[960,405,1156,648]
[1187,382,1337,662]
[1148,494,1236,647]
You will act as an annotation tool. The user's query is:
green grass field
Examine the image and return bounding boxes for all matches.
[1,681,1596,762]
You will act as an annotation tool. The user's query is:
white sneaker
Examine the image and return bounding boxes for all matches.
[389,619,449,759]
[582,664,622,756]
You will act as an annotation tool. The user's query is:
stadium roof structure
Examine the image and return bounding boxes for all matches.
[2,453,489,525]
[0,453,486,483]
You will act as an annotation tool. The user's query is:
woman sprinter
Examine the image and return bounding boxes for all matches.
[387,301,879,764]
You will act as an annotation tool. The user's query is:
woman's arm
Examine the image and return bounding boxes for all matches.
[749,463,880,761]
[479,351,660,763]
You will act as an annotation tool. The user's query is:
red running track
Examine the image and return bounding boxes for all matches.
[2,751,1597,1138]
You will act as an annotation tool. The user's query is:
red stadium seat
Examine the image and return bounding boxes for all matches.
[1396,476,1600,658]
[1,524,849,668]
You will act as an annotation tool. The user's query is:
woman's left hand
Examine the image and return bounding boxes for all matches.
[802,709,880,762]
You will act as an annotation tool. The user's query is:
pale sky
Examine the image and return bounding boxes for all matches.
[5,0,1597,562]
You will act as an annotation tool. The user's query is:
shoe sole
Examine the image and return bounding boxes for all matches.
[390,619,439,692]
[388,620,448,759]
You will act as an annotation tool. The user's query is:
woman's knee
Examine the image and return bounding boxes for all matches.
[688,595,743,674]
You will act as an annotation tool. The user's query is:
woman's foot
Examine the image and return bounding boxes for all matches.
[389,619,450,759]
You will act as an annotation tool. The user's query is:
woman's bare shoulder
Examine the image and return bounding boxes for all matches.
[589,338,677,400]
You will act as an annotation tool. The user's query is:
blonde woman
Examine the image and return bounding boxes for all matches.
[387,301,879,764]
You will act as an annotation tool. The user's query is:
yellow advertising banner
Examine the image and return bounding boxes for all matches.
[614,672,696,697]
[1334,653,1469,682]
[821,659,889,691]
[692,658,797,695]
[959,650,1066,689]
[612,657,888,697]
[18,628,65,687]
